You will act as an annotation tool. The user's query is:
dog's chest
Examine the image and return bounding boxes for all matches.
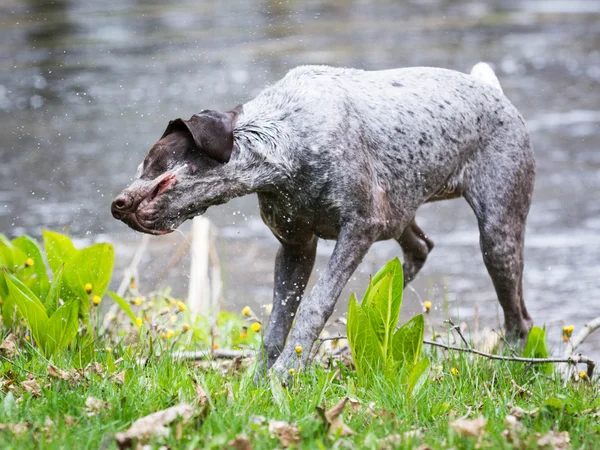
[257,192,342,242]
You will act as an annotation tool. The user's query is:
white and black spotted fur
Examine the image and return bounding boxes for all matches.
[112,63,536,375]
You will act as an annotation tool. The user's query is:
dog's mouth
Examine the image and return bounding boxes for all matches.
[112,174,179,235]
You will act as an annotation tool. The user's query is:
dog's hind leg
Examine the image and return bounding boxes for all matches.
[463,134,535,339]
[397,218,434,285]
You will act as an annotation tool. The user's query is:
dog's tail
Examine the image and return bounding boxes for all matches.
[470,62,503,93]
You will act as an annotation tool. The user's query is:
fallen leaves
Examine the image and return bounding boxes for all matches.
[114,402,196,449]
[227,434,253,450]
[0,333,18,359]
[323,398,355,438]
[449,416,487,438]
[85,396,109,416]
[20,379,41,397]
[268,420,301,447]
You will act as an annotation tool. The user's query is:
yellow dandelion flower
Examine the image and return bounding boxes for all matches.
[84,283,93,294]
[176,301,187,312]
[166,330,175,339]
[161,332,167,339]
[182,323,190,332]
[242,306,251,316]
[240,332,248,339]
[563,325,575,341]
[251,322,261,332]
[135,317,143,327]
[450,367,459,376]
[92,296,101,305]
[213,344,219,350]
[25,335,30,341]
[105,347,112,353]
[25,258,34,267]
[288,368,296,375]
[424,301,432,313]
[129,281,136,290]
[133,297,142,306]
[295,346,303,355]
[579,371,589,381]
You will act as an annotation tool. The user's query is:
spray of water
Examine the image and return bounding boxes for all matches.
[171,227,198,280]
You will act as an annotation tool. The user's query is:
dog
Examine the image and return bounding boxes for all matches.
[111,63,535,374]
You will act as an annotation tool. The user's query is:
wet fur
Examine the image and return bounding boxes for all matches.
[115,64,536,375]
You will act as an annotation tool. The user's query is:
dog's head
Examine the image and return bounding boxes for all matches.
[111,107,241,235]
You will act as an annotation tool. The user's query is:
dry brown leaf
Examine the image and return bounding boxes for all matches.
[347,398,361,414]
[85,396,109,416]
[536,431,570,449]
[508,404,539,419]
[380,429,422,448]
[112,371,126,385]
[449,416,487,437]
[0,333,18,359]
[268,420,301,448]
[195,383,209,407]
[114,402,195,449]
[502,414,525,446]
[21,379,41,397]
[227,433,253,450]
[8,422,29,436]
[64,415,77,426]
[325,398,355,438]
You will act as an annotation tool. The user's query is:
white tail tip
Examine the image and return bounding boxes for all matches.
[470,62,503,93]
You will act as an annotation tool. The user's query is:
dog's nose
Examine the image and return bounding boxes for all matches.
[111,193,133,219]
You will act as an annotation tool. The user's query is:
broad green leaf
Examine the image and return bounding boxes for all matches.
[522,326,551,374]
[392,314,425,366]
[108,291,139,328]
[362,258,404,306]
[269,371,290,416]
[44,265,64,317]
[363,259,404,359]
[4,273,49,354]
[406,358,430,397]
[45,299,79,357]
[42,230,76,274]
[63,243,115,316]
[347,294,384,378]
[12,235,50,299]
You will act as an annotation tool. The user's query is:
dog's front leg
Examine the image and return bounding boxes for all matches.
[259,236,318,373]
[270,224,375,374]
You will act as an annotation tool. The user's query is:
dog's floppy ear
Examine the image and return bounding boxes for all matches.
[161,105,242,163]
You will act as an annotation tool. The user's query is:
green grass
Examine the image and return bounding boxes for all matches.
[1,343,598,449]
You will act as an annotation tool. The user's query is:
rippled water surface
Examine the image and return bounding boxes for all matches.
[1,0,599,354]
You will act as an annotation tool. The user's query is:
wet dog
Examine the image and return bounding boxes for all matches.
[112,63,535,374]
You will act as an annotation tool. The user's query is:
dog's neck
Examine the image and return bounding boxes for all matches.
[229,106,295,193]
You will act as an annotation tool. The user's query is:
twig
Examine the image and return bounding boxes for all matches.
[423,338,596,378]
[312,335,596,378]
[169,349,254,360]
[446,319,471,349]
[565,316,600,357]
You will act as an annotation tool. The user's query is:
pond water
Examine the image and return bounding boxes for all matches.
[1,0,599,355]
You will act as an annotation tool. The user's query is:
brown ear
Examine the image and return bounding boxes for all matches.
[161,106,242,163]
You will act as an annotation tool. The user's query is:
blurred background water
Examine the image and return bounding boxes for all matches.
[0,0,599,354]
